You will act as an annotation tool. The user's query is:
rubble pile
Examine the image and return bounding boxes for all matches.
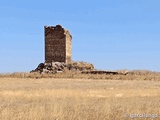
[30,62,94,74]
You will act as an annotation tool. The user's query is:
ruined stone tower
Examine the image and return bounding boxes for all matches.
[45,25,72,64]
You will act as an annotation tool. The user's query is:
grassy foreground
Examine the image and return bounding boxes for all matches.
[0,78,160,120]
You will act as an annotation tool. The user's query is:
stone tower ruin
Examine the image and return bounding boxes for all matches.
[45,25,72,64]
[31,25,94,73]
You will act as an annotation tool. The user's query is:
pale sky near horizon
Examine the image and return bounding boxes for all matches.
[0,0,160,73]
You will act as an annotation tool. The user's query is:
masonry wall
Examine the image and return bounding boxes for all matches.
[45,25,72,63]
[65,29,72,63]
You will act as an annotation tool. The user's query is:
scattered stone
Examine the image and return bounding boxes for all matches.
[30,61,94,74]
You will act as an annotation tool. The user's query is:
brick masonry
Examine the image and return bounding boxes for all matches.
[45,25,72,64]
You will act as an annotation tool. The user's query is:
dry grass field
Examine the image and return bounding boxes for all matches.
[0,76,160,120]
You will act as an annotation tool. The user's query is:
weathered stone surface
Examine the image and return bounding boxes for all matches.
[30,62,94,74]
[45,25,72,64]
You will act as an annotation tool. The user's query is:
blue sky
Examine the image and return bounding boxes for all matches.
[0,0,160,73]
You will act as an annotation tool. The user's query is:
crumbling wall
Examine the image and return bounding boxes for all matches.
[45,25,72,63]
[65,30,72,63]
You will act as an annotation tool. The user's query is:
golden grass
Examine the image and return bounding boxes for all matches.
[1,70,160,80]
[0,78,160,120]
